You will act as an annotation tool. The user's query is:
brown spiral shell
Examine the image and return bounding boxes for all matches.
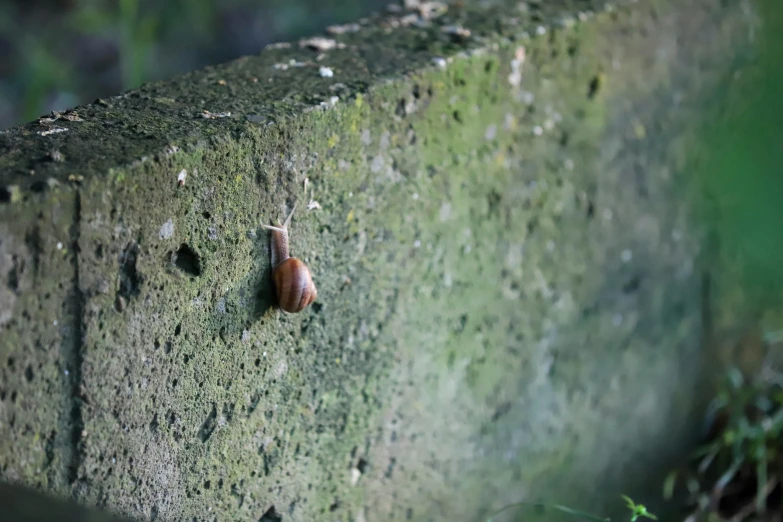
[272,257,317,313]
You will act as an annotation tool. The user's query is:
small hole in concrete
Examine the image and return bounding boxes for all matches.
[173,244,202,277]
[587,75,601,99]
[623,276,642,294]
[586,201,595,219]
[395,98,406,117]
[357,457,368,473]
[259,505,282,522]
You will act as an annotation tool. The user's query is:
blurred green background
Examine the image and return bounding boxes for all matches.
[0,0,385,130]
[695,0,783,332]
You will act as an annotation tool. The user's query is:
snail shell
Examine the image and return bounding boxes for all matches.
[272,257,317,313]
[263,204,317,313]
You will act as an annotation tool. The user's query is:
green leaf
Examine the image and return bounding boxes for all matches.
[662,471,678,500]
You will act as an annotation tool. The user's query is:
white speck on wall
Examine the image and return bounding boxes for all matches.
[159,219,175,239]
[356,507,368,522]
[505,243,524,269]
[38,127,68,136]
[351,467,362,486]
[508,47,525,87]
[439,202,451,222]
[380,131,390,150]
[370,155,385,173]
[299,36,345,51]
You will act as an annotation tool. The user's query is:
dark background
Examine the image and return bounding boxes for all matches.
[0,0,386,130]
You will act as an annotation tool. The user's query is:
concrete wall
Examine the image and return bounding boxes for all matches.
[0,0,761,521]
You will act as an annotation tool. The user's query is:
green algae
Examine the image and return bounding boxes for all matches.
[0,0,763,521]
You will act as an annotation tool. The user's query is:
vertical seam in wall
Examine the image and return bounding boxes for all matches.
[66,189,85,486]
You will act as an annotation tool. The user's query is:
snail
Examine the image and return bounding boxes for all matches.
[262,203,317,313]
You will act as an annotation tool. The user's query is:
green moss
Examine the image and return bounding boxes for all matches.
[0,0,763,521]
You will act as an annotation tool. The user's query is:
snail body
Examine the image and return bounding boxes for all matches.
[263,204,317,313]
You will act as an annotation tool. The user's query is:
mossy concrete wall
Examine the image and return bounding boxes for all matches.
[0,0,761,521]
